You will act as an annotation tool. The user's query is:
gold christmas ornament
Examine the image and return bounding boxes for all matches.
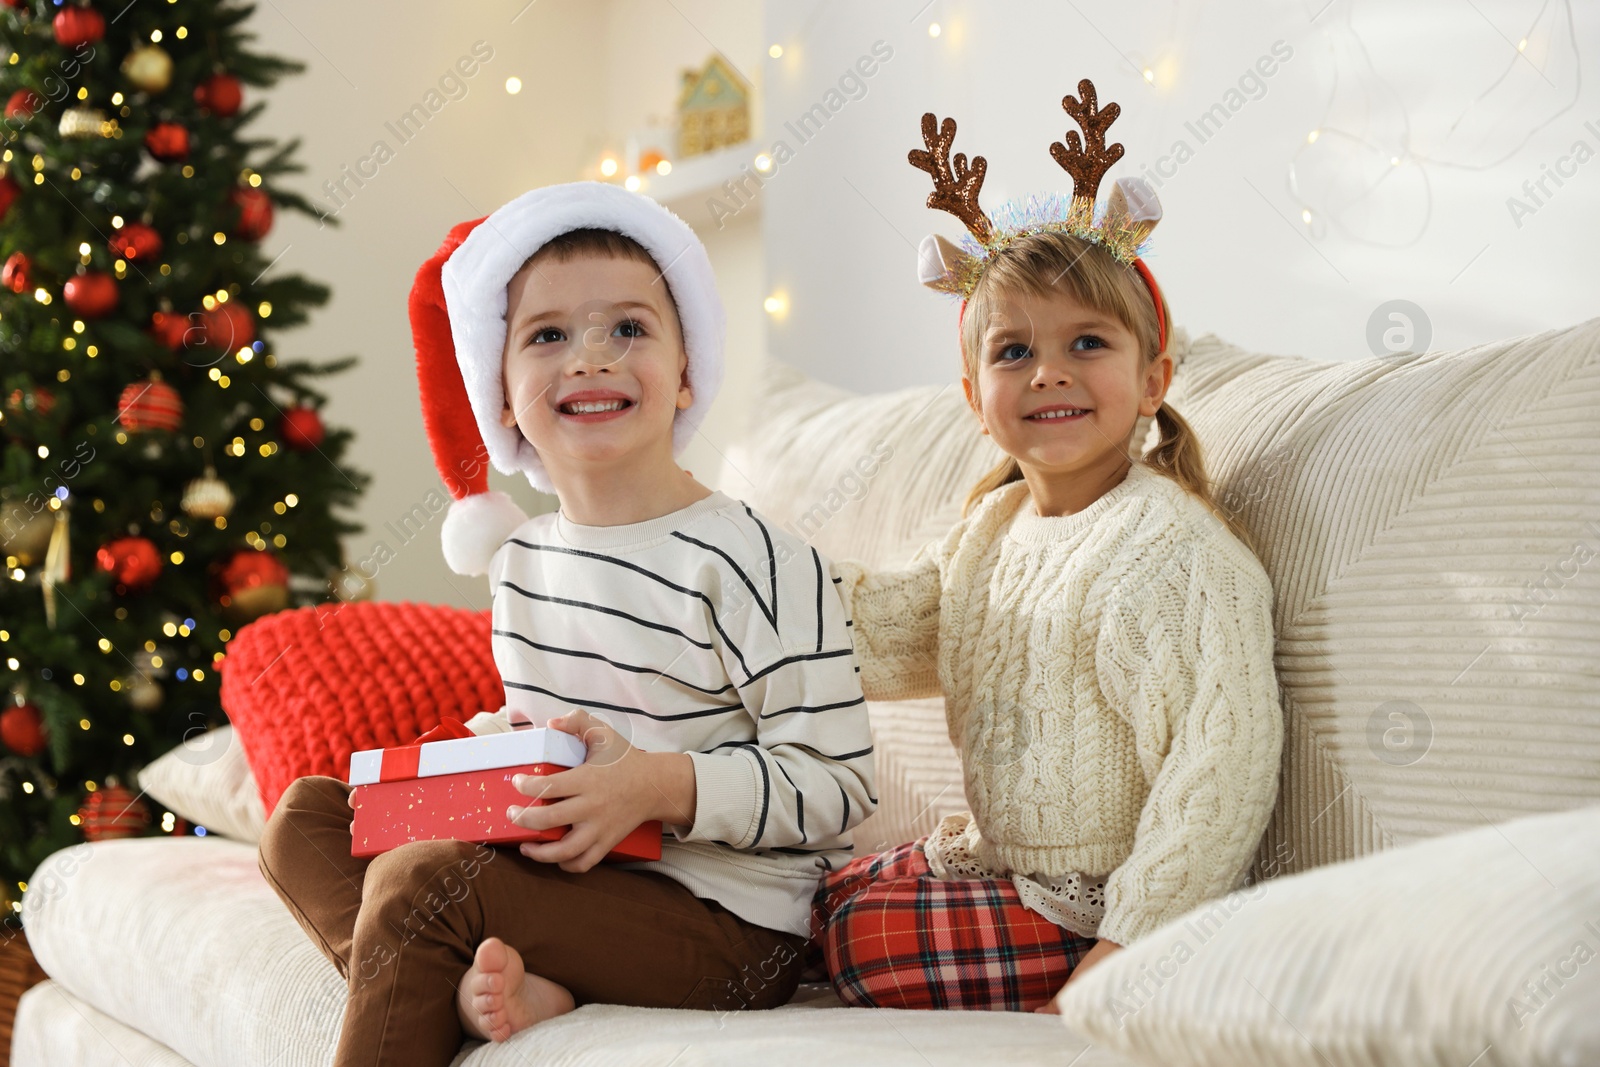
[41,507,70,630]
[0,497,55,565]
[124,649,166,712]
[58,106,115,139]
[329,565,376,603]
[121,43,173,94]
[181,467,234,520]
[124,673,164,712]
[228,582,288,622]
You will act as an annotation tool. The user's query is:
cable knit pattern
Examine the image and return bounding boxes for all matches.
[835,461,1285,946]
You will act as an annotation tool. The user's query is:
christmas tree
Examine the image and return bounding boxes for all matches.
[0,0,370,921]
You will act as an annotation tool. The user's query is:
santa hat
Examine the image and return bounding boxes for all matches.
[408,181,726,577]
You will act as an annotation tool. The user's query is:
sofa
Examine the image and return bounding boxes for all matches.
[13,320,1600,1067]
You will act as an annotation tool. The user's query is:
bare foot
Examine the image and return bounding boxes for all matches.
[456,936,575,1042]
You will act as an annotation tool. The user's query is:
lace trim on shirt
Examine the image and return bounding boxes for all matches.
[924,813,1107,939]
[1013,871,1105,940]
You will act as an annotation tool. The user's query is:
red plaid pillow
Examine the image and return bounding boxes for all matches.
[218,601,502,816]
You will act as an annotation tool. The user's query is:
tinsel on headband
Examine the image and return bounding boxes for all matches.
[925,190,1156,298]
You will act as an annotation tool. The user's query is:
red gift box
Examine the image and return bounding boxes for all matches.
[347,719,663,862]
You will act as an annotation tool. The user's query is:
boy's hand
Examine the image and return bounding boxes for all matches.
[508,709,694,873]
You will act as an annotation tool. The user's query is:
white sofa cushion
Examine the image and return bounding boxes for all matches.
[136,725,266,845]
[14,980,208,1067]
[22,838,345,1067]
[1055,802,1600,1067]
[17,836,1138,1066]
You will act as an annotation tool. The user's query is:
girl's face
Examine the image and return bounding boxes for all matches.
[963,286,1170,484]
[499,252,691,483]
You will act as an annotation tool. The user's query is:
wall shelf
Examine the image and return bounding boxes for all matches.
[610,139,767,223]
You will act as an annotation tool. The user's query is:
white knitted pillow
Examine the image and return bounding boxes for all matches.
[1161,319,1600,879]
[136,725,266,844]
[1055,802,1600,1067]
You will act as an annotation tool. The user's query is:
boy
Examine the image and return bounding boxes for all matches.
[258,182,876,1067]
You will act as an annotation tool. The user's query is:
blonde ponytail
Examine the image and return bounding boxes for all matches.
[1144,402,1260,557]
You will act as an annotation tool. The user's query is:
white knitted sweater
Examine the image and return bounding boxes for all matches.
[834,461,1284,946]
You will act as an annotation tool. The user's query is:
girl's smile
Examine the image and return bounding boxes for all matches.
[1022,404,1093,422]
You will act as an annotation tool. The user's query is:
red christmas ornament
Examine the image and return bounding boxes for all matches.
[63,270,118,317]
[97,536,163,594]
[194,73,243,118]
[0,176,22,222]
[109,221,162,262]
[0,703,45,758]
[2,251,31,294]
[78,784,151,842]
[52,6,105,48]
[199,299,255,351]
[6,386,54,417]
[228,186,273,241]
[217,548,290,621]
[144,121,189,162]
[4,89,41,121]
[118,377,184,432]
[279,406,325,451]
[148,310,194,351]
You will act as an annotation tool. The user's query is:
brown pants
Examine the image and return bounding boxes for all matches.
[257,775,807,1067]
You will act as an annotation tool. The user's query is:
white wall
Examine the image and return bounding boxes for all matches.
[247,1,763,609]
[759,0,1600,395]
[594,2,767,507]
[245,0,1597,608]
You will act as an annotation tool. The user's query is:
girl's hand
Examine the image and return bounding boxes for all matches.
[1032,939,1122,1013]
[508,709,685,873]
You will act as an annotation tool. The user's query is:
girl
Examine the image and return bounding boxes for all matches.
[806,96,1284,1014]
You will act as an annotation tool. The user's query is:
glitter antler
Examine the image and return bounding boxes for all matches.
[1049,79,1125,201]
[908,113,993,244]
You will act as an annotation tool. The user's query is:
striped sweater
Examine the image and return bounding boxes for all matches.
[465,488,877,937]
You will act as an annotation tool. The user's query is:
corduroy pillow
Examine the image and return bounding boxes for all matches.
[1159,319,1600,880]
[1055,802,1600,1066]
[136,725,267,843]
[217,601,503,815]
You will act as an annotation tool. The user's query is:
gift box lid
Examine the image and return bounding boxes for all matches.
[348,726,587,786]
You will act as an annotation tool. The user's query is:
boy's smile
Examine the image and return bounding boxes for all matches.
[557,387,635,422]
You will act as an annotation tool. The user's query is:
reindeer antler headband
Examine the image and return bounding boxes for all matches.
[910,78,1167,352]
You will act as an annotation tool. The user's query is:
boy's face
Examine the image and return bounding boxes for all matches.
[499,251,691,484]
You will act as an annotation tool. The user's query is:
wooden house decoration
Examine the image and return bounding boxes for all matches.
[677,54,751,157]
